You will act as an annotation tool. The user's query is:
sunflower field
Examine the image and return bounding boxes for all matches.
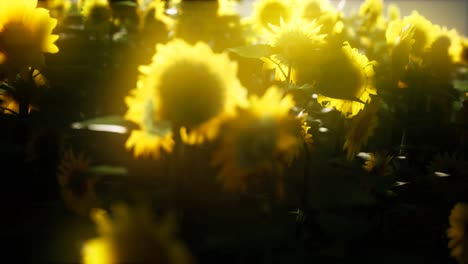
[1,0,468,263]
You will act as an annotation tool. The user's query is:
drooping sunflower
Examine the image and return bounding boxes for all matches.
[82,204,193,264]
[0,0,59,70]
[57,150,101,217]
[436,27,465,64]
[316,42,377,118]
[363,152,393,176]
[212,86,302,196]
[249,0,294,31]
[343,97,380,160]
[448,203,468,264]
[124,39,247,158]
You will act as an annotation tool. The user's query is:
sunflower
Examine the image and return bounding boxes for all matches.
[316,42,377,118]
[266,18,326,67]
[358,0,384,30]
[343,98,380,160]
[82,204,193,264]
[387,4,400,22]
[448,203,468,264]
[212,86,302,196]
[400,11,439,57]
[437,27,464,64]
[152,39,246,143]
[57,150,100,217]
[363,152,393,176]
[249,0,294,31]
[0,0,59,70]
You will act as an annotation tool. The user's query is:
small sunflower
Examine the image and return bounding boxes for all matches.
[437,27,464,64]
[249,0,294,31]
[363,152,393,176]
[343,98,380,160]
[448,203,468,264]
[316,42,377,118]
[387,4,400,22]
[82,204,193,264]
[0,0,59,70]
[57,150,100,217]
[212,86,302,196]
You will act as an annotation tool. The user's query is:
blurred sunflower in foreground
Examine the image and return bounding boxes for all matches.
[316,42,377,118]
[57,150,101,217]
[0,0,59,70]
[448,203,468,264]
[82,204,193,264]
[125,39,247,158]
[212,86,303,197]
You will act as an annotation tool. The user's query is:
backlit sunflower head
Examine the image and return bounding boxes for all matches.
[249,0,294,31]
[435,27,464,64]
[448,203,468,264]
[0,0,59,70]
[358,0,383,25]
[343,98,380,160]
[266,18,326,66]
[82,204,193,264]
[124,39,247,153]
[316,42,377,118]
[212,86,302,196]
[151,39,246,144]
[57,149,100,216]
[401,11,439,57]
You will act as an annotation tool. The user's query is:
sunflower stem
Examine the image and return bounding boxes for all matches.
[169,126,184,213]
[266,57,288,82]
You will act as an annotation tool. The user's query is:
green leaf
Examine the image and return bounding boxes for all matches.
[227,44,275,59]
[71,115,132,133]
[88,165,128,176]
